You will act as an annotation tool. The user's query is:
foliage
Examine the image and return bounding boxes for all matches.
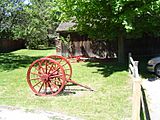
[19,0,59,49]
[57,0,160,39]
[0,0,26,39]
[56,0,160,63]
[0,0,60,49]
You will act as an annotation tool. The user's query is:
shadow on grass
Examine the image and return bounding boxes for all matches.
[85,57,156,79]
[85,58,128,77]
[0,53,43,71]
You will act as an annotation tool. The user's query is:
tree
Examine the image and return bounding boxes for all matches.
[13,0,60,49]
[0,0,26,39]
[57,0,160,63]
[0,0,60,49]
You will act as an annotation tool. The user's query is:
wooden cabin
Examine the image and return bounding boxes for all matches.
[55,22,117,59]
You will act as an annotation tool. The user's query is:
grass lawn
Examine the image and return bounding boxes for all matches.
[0,49,132,120]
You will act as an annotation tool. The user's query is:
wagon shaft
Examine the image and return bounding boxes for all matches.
[67,79,94,91]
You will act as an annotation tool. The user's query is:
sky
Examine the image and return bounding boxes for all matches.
[24,0,30,4]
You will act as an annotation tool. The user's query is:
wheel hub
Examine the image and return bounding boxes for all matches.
[40,74,49,82]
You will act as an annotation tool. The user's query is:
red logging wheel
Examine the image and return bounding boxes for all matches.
[27,58,66,96]
[46,55,72,81]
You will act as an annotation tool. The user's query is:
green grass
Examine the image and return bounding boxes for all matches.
[0,49,132,120]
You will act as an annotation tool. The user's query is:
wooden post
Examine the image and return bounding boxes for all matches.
[128,53,132,74]
[132,79,141,120]
[132,61,141,120]
[134,61,139,78]
[128,53,141,120]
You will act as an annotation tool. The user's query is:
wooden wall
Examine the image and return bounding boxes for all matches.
[56,32,160,59]
[125,37,160,57]
[56,32,117,59]
[0,39,25,52]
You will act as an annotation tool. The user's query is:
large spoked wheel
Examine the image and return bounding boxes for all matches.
[27,58,66,96]
[155,64,160,77]
[46,55,72,81]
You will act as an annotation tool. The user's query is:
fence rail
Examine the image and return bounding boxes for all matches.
[129,53,150,120]
[129,53,141,120]
[129,53,139,78]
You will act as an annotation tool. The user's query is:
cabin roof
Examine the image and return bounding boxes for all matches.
[56,22,76,32]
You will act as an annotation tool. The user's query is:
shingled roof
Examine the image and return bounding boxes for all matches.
[56,22,76,32]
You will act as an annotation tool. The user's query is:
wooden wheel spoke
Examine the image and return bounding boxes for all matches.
[38,62,45,73]
[31,72,38,75]
[33,66,43,74]
[38,82,44,93]
[57,59,62,64]
[55,66,60,71]
[61,62,67,67]
[54,74,63,78]
[50,74,63,78]
[65,74,70,77]
[50,78,62,84]
[55,78,63,84]
[30,77,40,80]
[65,69,70,71]
[49,67,60,75]
[33,81,42,88]
[48,64,56,74]
[44,82,48,94]
[50,82,59,89]
[48,82,54,94]
[31,72,41,77]
[45,61,48,73]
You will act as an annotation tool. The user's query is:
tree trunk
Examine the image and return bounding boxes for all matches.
[118,35,125,64]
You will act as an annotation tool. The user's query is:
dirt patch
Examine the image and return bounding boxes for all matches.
[0,106,82,120]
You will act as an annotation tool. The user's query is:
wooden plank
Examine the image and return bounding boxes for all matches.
[129,57,135,66]
[129,53,141,120]
[129,64,134,75]
[134,61,139,78]
[132,79,141,120]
